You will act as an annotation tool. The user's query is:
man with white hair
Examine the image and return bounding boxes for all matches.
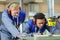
[0,2,26,40]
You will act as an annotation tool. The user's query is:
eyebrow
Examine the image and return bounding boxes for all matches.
[39,22,44,24]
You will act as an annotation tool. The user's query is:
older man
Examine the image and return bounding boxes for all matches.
[0,2,26,40]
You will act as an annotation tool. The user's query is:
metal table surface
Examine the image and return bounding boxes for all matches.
[18,34,60,40]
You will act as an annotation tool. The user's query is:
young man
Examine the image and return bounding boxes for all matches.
[48,16,60,34]
[23,13,50,35]
[53,16,60,34]
[0,2,26,40]
[56,16,60,30]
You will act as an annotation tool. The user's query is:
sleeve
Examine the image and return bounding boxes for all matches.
[46,25,56,34]
[21,13,26,23]
[2,11,20,38]
[20,10,26,23]
[22,23,30,33]
[46,25,51,32]
[52,28,60,34]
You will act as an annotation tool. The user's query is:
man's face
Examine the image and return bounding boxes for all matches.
[58,18,60,22]
[9,3,20,18]
[36,19,45,28]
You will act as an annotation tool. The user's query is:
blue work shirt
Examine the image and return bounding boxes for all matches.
[1,9,26,38]
[23,20,50,34]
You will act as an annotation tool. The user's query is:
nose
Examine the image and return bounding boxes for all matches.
[40,24,43,26]
[14,10,19,12]
[14,10,19,13]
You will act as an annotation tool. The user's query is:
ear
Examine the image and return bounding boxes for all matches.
[44,18,47,22]
[8,8,11,14]
[33,18,37,25]
[19,7,21,10]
